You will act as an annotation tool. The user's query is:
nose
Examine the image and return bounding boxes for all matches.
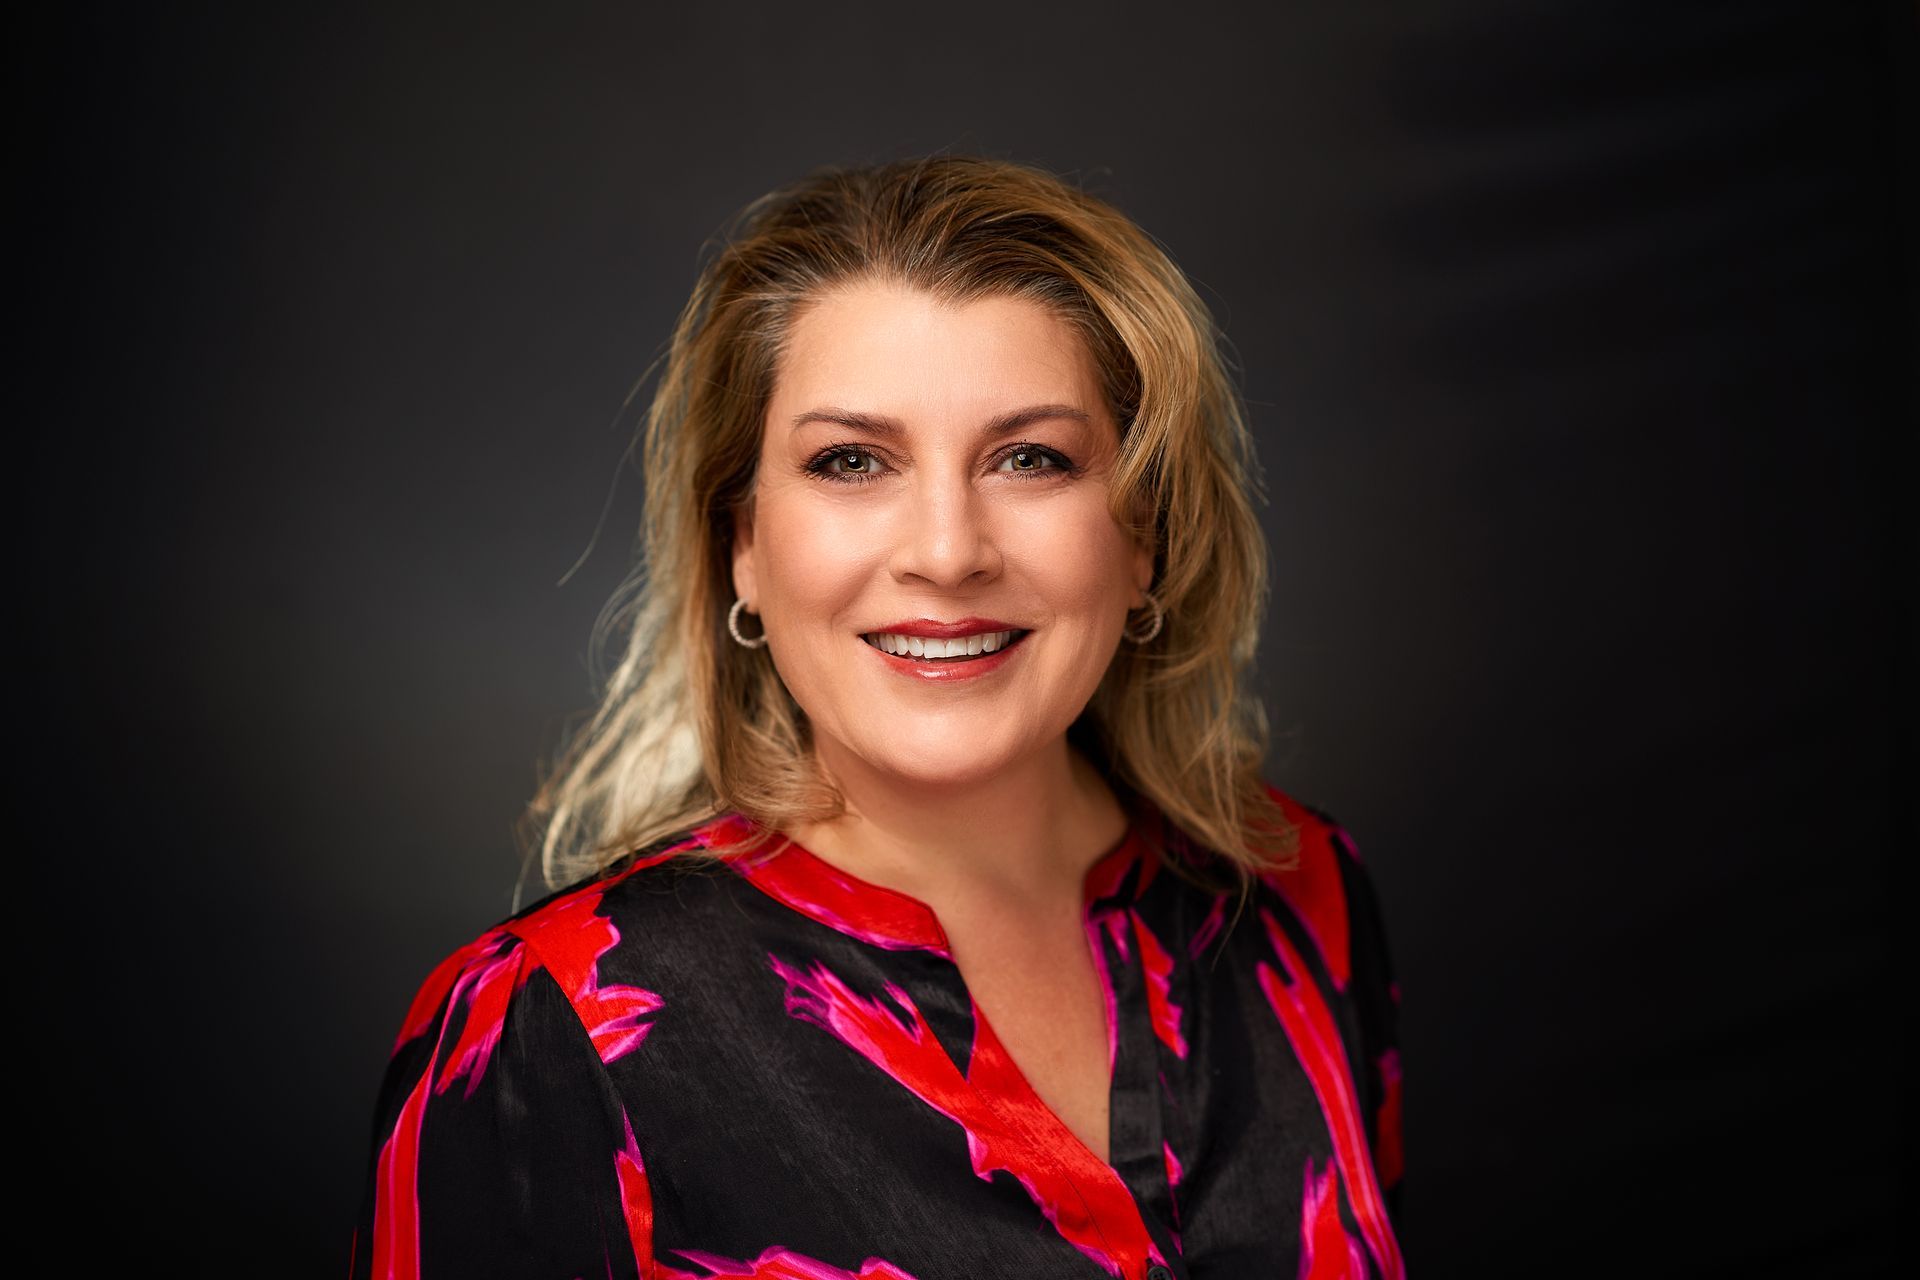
[886,466,1004,590]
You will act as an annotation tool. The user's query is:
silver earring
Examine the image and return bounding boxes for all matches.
[1123,588,1164,644]
[728,597,768,649]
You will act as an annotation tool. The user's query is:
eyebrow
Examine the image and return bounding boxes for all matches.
[789,403,1092,440]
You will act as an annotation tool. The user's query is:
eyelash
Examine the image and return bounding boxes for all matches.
[802,442,1080,486]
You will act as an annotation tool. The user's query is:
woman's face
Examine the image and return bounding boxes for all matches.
[732,279,1152,793]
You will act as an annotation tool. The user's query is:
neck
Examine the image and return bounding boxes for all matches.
[787,733,1131,910]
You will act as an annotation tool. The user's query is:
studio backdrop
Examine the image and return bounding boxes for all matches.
[26,2,1910,1274]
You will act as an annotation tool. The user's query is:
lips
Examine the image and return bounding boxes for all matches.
[858,625,1034,681]
[866,616,1027,639]
[860,629,1031,660]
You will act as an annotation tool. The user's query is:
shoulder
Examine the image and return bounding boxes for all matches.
[388,824,728,1058]
[1248,788,1407,1211]
[499,826,726,975]
[1247,781,1381,997]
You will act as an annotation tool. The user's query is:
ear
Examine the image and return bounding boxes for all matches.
[1116,484,1157,607]
[1131,533,1155,608]
[730,499,757,607]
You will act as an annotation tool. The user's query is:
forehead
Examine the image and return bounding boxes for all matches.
[772,281,1100,410]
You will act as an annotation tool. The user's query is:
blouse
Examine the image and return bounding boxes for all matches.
[349,784,1405,1279]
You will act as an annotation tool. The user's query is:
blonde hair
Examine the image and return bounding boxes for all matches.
[522,154,1296,897]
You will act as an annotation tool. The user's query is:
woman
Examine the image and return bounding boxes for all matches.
[351,155,1405,1279]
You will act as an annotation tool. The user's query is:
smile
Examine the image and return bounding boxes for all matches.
[860,629,1036,687]
[860,629,1031,660]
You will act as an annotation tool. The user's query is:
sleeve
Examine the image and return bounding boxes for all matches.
[1331,825,1406,1225]
[348,929,639,1279]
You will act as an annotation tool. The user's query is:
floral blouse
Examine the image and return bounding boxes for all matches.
[350,785,1405,1278]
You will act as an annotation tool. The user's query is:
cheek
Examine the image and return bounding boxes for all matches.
[1014,499,1137,609]
[753,494,867,604]
[753,510,809,588]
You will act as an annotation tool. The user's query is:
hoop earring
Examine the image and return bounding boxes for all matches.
[1123,588,1164,644]
[728,597,769,649]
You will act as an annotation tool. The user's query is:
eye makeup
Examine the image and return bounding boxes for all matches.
[802,441,1082,486]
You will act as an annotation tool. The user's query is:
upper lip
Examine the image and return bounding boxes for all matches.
[864,617,1029,638]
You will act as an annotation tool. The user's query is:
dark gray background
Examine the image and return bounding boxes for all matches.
[27,1,1911,1273]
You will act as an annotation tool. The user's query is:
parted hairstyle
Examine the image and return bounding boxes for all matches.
[520,154,1296,900]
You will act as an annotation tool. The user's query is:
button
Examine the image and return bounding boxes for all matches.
[1146,1268,1175,1280]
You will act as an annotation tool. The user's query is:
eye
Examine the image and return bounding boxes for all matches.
[805,446,892,484]
[804,441,1078,485]
[996,444,1074,475]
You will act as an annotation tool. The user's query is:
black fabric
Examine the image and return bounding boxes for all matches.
[349,790,1404,1279]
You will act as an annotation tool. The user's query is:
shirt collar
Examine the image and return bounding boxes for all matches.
[692,806,1157,956]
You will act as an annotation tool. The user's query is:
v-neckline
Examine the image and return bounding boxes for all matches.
[697,809,1155,1167]
[693,806,1180,1270]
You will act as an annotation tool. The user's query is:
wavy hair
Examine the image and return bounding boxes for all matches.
[520,154,1296,899]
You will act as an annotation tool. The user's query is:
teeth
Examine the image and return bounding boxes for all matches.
[862,630,1025,659]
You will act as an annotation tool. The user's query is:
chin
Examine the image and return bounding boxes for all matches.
[831,721,1030,791]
